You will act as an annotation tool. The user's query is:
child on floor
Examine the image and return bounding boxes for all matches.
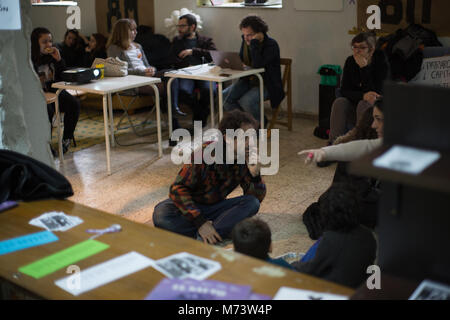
[232,218,294,270]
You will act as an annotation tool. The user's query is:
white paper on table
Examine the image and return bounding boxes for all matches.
[0,0,22,30]
[29,211,84,232]
[153,252,222,280]
[409,280,450,300]
[273,287,349,300]
[54,252,155,296]
[373,145,441,175]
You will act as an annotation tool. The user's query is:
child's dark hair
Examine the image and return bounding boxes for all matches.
[218,109,259,135]
[319,183,361,233]
[232,218,271,260]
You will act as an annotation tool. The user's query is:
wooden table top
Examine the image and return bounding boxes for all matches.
[0,200,354,300]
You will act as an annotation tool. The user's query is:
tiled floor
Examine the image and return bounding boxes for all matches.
[57,110,336,258]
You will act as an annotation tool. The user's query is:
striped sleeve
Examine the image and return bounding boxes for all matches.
[169,163,207,229]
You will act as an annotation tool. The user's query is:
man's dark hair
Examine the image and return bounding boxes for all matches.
[232,218,271,260]
[319,183,361,233]
[180,14,197,30]
[218,110,259,135]
[239,15,269,34]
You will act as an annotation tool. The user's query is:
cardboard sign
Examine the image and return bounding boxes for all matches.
[0,0,22,30]
[410,55,450,88]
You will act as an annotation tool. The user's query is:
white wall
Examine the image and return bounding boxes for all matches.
[154,0,357,115]
[30,0,97,43]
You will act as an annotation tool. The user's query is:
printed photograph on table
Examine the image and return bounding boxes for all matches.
[153,252,221,280]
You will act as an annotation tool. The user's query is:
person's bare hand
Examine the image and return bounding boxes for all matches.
[298,149,326,164]
[363,91,380,105]
[198,221,222,245]
[252,32,264,42]
[48,47,61,62]
[145,67,156,77]
[179,49,193,59]
[354,53,369,68]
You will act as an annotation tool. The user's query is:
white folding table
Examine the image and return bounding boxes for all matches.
[164,64,265,137]
[52,75,162,175]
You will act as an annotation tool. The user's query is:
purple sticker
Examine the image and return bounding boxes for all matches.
[145,278,253,300]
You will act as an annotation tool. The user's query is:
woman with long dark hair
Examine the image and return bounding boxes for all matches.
[31,27,80,154]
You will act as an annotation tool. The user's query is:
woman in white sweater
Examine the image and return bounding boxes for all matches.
[299,100,384,163]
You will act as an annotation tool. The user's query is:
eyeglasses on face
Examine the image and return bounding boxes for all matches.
[176,24,189,28]
[352,45,369,50]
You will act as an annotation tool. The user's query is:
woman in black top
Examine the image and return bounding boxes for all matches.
[31,27,80,154]
[56,29,85,68]
[329,32,389,143]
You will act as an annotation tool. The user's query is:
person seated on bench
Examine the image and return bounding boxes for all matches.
[31,27,80,155]
[328,32,388,146]
[291,183,377,288]
[232,217,294,269]
[81,33,107,68]
[56,29,85,68]
[169,13,217,130]
[107,19,165,98]
[153,110,266,245]
[223,15,284,128]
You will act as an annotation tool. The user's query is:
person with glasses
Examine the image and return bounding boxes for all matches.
[169,14,217,133]
[326,32,389,160]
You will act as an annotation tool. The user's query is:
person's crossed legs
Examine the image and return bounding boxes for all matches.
[152,195,261,240]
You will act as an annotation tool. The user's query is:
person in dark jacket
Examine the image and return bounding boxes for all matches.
[169,14,217,131]
[329,32,389,143]
[31,27,80,154]
[223,15,285,128]
[292,183,377,289]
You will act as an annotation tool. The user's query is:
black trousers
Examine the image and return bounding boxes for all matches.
[47,89,80,140]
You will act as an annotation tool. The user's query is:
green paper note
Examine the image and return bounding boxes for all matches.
[19,240,109,279]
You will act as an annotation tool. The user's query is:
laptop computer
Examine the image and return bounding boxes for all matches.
[209,51,247,71]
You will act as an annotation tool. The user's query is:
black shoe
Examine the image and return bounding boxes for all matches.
[62,139,71,154]
[316,160,336,168]
[173,105,187,117]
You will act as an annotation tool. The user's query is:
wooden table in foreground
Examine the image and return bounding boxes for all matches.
[0,200,354,300]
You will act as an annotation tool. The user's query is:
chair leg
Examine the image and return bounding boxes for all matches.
[268,106,281,138]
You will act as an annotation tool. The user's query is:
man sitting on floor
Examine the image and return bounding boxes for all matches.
[153,110,266,245]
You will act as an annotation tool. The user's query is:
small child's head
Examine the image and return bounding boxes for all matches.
[232,218,271,260]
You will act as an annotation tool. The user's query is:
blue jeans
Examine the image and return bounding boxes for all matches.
[152,195,260,239]
[223,79,269,122]
[171,78,216,122]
